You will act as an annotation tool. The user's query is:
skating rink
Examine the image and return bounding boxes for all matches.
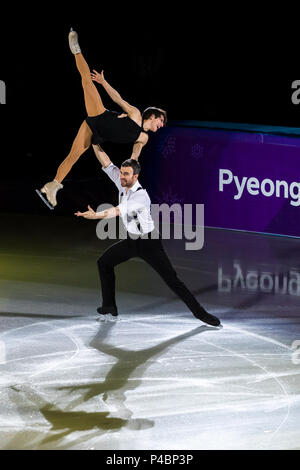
[0,214,299,450]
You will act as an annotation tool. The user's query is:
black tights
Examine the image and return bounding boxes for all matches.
[97,236,204,315]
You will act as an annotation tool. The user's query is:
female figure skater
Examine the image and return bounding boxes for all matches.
[39,29,167,208]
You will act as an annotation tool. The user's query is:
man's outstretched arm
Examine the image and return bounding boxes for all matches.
[93,144,123,190]
[92,144,111,168]
[75,204,120,219]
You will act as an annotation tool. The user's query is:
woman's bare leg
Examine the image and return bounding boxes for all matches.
[75,53,106,117]
[41,121,92,207]
[52,52,103,183]
[54,51,104,183]
[38,32,106,208]
[40,121,93,207]
[55,120,92,183]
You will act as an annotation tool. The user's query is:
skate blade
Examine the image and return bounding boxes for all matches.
[97,314,119,322]
[35,189,54,210]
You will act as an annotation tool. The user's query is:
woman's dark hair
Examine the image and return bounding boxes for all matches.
[121,159,141,175]
[142,107,167,125]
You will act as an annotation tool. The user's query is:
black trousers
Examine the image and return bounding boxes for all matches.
[97,234,205,316]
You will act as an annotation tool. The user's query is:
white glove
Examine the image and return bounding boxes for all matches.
[41,179,63,207]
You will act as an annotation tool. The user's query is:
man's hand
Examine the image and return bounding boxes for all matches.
[91,69,105,85]
[75,205,102,219]
[75,205,120,220]
[41,180,63,207]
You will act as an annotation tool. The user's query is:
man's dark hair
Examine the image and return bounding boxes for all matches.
[142,107,167,125]
[121,159,141,175]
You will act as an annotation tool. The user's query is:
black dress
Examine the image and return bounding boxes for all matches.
[86,110,146,145]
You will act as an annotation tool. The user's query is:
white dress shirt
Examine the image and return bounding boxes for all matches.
[102,162,155,235]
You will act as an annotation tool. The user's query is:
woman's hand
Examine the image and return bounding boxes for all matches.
[91,69,105,85]
[75,205,101,219]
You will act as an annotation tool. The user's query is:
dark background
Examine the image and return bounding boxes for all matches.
[1,10,300,214]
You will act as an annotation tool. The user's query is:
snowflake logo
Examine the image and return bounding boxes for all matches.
[153,186,184,225]
[161,136,177,159]
[191,143,204,160]
[155,186,184,206]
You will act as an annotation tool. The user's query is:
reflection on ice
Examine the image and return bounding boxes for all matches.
[0,314,298,450]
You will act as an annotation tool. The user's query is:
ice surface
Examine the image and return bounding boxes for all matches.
[0,305,299,450]
[0,216,299,449]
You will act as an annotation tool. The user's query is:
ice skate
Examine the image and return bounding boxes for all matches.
[68,28,81,55]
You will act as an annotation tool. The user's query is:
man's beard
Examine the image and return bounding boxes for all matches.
[121,180,134,187]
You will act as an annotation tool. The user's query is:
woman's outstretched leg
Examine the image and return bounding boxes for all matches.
[70,30,106,117]
[38,30,105,208]
[54,120,92,183]
[40,121,92,207]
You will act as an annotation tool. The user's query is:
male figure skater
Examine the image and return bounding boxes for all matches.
[75,144,221,327]
[38,29,166,209]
